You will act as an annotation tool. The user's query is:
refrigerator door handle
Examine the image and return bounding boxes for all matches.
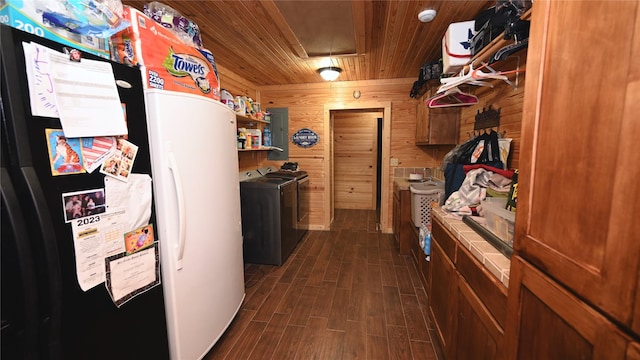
[167,147,186,270]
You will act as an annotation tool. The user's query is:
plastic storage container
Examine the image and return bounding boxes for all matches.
[410,181,445,228]
[247,129,262,149]
[480,197,515,246]
[263,126,271,147]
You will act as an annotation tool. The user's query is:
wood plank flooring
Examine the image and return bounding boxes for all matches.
[205,209,443,359]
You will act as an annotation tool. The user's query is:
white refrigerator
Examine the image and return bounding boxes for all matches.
[144,89,245,360]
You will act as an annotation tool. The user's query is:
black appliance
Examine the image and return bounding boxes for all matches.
[239,176,297,266]
[264,169,309,242]
[0,25,169,359]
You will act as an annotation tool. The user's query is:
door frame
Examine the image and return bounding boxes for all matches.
[323,101,391,231]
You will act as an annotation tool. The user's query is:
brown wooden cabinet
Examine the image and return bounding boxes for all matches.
[392,185,412,255]
[452,275,501,360]
[430,217,508,359]
[415,84,460,145]
[513,0,640,331]
[429,235,457,359]
[504,257,630,359]
[628,343,640,360]
[409,224,430,291]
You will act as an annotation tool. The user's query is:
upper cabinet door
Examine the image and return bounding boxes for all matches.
[516,0,640,328]
[415,85,460,145]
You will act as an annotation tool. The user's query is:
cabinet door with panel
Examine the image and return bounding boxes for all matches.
[392,188,412,255]
[628,342,640,360]
[429,229,457,358]
[504,256,630,359]
[452,275,502,360]
[516,0,640,328]
[393,190,401,250]
[415,85,460,145]
[409,224,429,291]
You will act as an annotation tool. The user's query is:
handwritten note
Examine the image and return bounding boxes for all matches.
[22,42,59,118]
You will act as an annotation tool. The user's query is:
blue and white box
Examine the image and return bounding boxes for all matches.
[0,0,110,59]
[442,20,475,74]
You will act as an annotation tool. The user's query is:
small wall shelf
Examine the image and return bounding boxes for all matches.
[237,146,281,152]
[236,113,270,124]
[467,9,532,67]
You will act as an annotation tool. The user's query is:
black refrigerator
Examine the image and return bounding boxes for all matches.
[0,25,170,360]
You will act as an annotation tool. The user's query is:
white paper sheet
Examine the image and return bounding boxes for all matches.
[22,42,59,118]
[48,49,127,138]
[70,209,127,291]
[105,244,160,307]
[104,174,152,232]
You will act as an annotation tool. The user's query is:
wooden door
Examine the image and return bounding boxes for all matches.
[504,257,629,359]
[516,0,640,326]
[333,110,380,209]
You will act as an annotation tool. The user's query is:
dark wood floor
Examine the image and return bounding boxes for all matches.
[205,209,443,359]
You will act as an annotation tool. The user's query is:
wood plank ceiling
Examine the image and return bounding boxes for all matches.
[121,1,493,86]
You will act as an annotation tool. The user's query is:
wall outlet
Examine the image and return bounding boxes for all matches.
[390,158,399,166]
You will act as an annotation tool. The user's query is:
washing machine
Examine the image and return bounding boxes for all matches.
[239,171,297,265]
[258,165,309,242]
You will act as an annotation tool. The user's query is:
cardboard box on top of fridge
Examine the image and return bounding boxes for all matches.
[0,0,110,59]
[111,6,220,100]
[442,20,475,74]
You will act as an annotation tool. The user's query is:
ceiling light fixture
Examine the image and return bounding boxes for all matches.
[318,66,342,81]
[418,9,437,23]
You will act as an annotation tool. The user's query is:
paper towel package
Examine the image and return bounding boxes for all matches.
[111,6,220,100]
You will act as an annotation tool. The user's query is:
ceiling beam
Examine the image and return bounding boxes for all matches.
[352,0,366,55]
[260,0,308,59]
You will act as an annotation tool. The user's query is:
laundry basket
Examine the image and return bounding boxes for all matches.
[410,182,445,228]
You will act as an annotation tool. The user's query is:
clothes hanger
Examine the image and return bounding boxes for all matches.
[471,62,526,88]
[426,87,479,108]
[437,63,493,93]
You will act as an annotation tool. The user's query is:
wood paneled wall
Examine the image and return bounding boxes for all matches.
[218,64,264,171]
[458,53,528,170]
[218,64,259,99]
[258,79,441,232]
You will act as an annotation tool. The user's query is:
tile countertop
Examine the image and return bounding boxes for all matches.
[432,207,511,288]
[393,178,412,191]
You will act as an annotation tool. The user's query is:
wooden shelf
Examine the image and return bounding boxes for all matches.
[236,113,270,124]
[466,8,532,67]
[237,146,280,152]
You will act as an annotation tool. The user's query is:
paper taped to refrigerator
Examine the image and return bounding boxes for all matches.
[22,42,59,118]
[104,174,152,232]
[105,243,161,308]
[47,48,128,138]
[70,207,128,291]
